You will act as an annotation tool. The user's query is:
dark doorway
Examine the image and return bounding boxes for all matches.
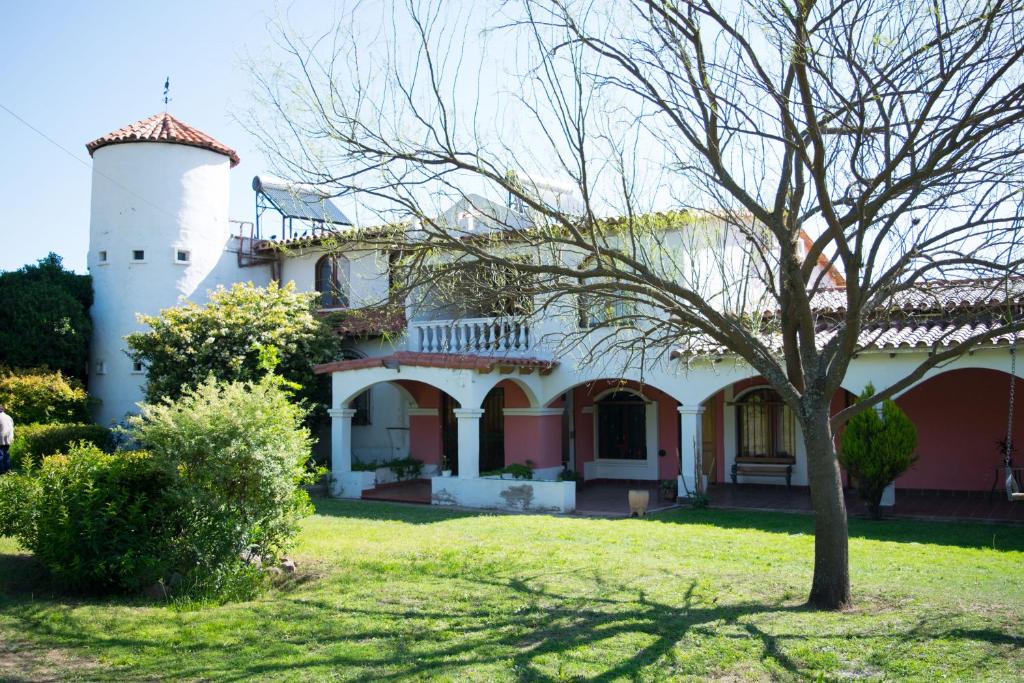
[441,393,459,476]
[596,391,647,459]
[479,388,505,472]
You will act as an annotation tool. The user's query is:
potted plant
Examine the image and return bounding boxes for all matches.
[557,467,583,488]
[440,453,452,477]
[659,478,677,502]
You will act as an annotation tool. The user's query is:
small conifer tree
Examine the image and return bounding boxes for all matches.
[839,384,918,519]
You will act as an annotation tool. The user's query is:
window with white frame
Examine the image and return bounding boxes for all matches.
[97,250,108,264]
[174,248,191,264]
[131,360,145,374]
[131,249,146,262]
[95,361,106,375]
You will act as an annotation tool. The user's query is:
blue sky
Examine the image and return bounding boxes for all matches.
[0,1,319,273]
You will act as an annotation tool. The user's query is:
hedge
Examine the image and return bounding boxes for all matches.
[9,422,114,471]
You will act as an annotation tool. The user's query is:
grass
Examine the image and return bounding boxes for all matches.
[0,500,1022,681]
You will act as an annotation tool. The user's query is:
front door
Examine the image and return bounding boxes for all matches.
[479,388,505,473]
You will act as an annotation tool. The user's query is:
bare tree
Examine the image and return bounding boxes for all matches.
[245,0,1024,609]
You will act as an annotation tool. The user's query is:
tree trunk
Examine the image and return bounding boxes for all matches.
[803,405,852,610]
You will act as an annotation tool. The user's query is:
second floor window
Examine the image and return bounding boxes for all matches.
[315,254,349,308]
[579,291,635,328]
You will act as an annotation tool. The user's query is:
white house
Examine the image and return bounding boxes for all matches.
[85,113,1024,514]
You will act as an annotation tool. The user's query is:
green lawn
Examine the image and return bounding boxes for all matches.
[1,501,1022,681]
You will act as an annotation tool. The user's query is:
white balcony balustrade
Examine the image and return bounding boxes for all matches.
[411,318,535,356]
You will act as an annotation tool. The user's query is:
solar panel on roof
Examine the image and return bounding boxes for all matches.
[252,176,351,225]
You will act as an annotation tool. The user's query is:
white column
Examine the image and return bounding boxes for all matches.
[678,405,705,496]
[454,408,484,479]
[329,408,357,476]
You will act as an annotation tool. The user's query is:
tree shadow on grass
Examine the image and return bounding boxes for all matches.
[644,507,1024,552]
[1,565,1018,682]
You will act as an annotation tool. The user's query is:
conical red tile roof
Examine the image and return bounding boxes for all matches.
[86,112,240,167]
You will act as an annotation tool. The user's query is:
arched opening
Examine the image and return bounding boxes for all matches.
[895,367,1024,491]
[315,254,349,308]
[546,379,682,482]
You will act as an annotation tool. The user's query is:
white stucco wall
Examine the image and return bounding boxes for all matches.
[431,476,576,513]
[88,142,265,425]
[278,247,390,308]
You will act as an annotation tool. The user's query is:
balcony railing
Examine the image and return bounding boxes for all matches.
[411,317,535,356]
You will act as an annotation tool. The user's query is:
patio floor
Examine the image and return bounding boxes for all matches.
[707,483,1024,523]
[361,479,432,504]
[356,478,1024,522]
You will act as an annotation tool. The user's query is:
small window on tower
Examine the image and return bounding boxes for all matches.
[97,250,108,264]
[131,360,144,374]
[95,361,106,375]
[174,249,191,264]
[131,249,146,262]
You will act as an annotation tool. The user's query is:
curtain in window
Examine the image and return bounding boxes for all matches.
[737,389,795,458]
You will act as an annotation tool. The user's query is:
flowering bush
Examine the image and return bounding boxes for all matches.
[125,282,340,418]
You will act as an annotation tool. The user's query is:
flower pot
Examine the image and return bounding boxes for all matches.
[628,489,650,517]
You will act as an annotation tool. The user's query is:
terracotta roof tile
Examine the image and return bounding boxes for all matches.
[86,113,240,167]
[672,319,1024,358]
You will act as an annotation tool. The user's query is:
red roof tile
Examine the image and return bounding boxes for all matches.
[314,351,558,375]
[86,113,240,167]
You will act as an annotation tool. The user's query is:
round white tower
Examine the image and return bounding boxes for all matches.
[85,113,240,425]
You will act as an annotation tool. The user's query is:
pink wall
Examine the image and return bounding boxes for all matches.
[395,381,448,467]
[409,414,442,466]
[895,368,1023,491]
[504,414,563,469]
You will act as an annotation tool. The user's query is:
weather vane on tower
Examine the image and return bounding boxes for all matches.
[163,77,171,110]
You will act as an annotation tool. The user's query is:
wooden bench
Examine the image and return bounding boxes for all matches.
[731,456,795,488]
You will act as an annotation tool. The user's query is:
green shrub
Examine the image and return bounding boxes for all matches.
[839,384,918,519]
[0,471,39,538]
[557,467,582,483]
[351,459,379,472]
[128,376,316,598]
[11,444,174,593]
[387,457,424,481]
[0,368,91,425]
[9,423,114,471]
